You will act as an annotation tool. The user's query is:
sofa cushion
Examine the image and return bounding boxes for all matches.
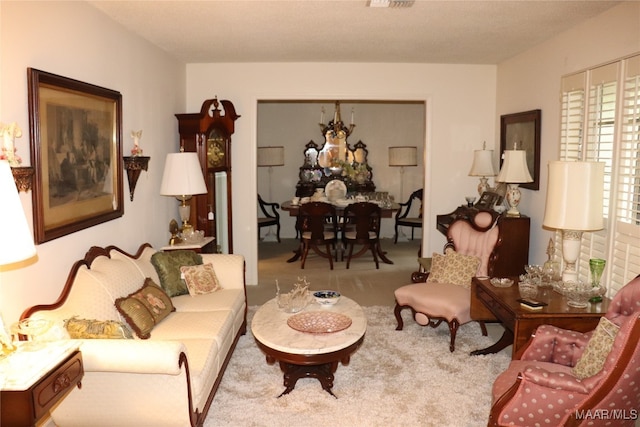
[427,248,480,288]
[64,316,133,339]
[151,250,203,297]
[115,278,176,339]
[572,316,620,379]
[180,263,222,296]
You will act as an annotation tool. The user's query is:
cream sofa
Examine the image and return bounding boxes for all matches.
[22,243,247,427]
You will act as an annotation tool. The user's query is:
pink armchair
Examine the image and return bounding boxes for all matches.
[489,275,640,426]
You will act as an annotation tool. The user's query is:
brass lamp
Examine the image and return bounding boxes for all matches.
[0,160,37,356]
[160,151,207,235]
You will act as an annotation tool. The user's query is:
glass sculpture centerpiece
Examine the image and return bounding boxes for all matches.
[276,278,310,313]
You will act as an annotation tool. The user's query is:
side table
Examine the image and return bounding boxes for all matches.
[1,341,83,426]
[161,236,216,253]
[470,277,610,358]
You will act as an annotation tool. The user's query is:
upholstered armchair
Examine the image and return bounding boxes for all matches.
[394,209,500,352]
[489,275,640,427]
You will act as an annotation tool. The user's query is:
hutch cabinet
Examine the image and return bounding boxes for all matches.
[175,98,239,253]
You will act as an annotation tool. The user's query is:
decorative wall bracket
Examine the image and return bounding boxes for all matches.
[123,156,150,201]
[11,166,34,192]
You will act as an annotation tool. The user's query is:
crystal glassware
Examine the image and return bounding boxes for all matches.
[589,258,606,303]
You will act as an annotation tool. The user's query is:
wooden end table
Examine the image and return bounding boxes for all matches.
[252,296,366,397]
[470,277,610,358]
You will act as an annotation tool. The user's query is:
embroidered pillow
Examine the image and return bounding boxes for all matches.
[180,263,222,296]
[151,250,203,297]
[572,316,620,379]
[115,278,176,339]
[426,252,447,283]
[64,316,133,339]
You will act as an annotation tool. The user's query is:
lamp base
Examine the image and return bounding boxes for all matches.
[505,183,522,217]
[561,230,583,282]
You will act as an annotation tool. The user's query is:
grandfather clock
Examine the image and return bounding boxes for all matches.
[175,98,240,253]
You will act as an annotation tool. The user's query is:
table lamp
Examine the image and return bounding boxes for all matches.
[257,146,284,201]
[389,146,417,201]
[468,142,496,196]
[542,160,605,282]
[0,160,37,356]
[160,151,207,234]
[496,147,533,217]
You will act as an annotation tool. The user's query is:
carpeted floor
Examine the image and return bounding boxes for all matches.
[205,306,511,427]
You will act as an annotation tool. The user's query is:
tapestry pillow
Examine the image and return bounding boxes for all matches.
[180,263,222,296]
[64,316,133,339]
[427,248,480,288]
[151,250,203,297]
[426,252,446,283]
[115,278,176,339]
[572,316,620,379]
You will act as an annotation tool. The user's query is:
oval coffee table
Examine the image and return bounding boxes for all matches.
[252,296,366,397]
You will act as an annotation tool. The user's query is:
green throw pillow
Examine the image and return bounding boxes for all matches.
[64,316,133,339]
[115,278,176,339]
[151,250,203,297]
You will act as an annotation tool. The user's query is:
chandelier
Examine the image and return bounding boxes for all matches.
[318,101,355,138]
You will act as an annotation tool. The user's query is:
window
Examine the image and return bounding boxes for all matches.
[559,54,640,295]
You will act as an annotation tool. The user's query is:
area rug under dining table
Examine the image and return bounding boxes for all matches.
[205,305,511,427]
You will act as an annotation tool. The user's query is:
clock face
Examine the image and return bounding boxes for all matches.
[207,137,225,168]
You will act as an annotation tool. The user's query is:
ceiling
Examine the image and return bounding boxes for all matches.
[88,1,619,64]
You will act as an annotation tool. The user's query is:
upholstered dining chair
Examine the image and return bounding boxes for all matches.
[341,201,382,269]
[394,188,423,243]
[297,201,338,269]
[394,209,501,352]
[257,194,281,242]
[489,275,640,427]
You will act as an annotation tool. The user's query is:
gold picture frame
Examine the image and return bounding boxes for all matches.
[28,68,123,243]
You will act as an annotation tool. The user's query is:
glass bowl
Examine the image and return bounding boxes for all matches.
[490,278,514,288]
[562,281,602,308]
[518,281,538,300]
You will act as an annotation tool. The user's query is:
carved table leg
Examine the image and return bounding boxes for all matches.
[277,362,337,398]
[470,328,514,356]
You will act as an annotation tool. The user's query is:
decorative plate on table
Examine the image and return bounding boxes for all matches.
[325,179,347,202]
[287,311,352,334]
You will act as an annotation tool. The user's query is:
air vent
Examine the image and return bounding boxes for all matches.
[368,0,414,8]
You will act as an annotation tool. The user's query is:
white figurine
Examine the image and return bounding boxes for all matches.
[131,130,143,156]
[0,122,23,166]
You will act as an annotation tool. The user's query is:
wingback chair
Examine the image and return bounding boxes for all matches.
[489,275,640,427]
[394,209,500,352]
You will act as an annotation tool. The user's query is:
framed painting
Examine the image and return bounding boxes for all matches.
[500,109,541,190]
[28,68,123,243]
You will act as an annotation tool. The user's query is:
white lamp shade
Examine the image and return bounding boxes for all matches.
[0,161,36,265]
[160,152,207,196]
[389,146,417,166]
[543,161,605,231]
[469,149,496,177]
[257,146,284,167]
[496,150,533,183]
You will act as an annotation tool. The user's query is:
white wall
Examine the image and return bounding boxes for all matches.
[0,1,185,325]
[186,63,497,285]
[496,2,640,265]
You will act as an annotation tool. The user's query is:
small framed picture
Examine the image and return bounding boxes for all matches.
[476,191,503,209]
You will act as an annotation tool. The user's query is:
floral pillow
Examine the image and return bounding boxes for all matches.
[180,263,222,296]
[115,278,175,339]
[426,248,480,288]
[572,316,620,379]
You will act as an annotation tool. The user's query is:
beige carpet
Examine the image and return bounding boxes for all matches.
[205,305,511,427]
[252,238,423,307]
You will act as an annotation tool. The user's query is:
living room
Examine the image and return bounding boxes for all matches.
[0,1,639,425]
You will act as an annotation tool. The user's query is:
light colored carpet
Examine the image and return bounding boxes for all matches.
[205,305,511,427]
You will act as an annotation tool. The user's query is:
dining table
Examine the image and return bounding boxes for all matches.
[280,200,400,265]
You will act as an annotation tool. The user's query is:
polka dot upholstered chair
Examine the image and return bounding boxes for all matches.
[489,275,640,427]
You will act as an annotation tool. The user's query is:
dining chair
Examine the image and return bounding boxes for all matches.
[297,201,338,269]
[394,188,423,243]
[341,202,382,269]
[257,194,281,242]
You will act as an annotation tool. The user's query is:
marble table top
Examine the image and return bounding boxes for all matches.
[252,296,367,355]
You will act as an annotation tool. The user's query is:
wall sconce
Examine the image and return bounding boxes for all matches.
[160,151,207,234]
[1,122,34,192]
[389,146,417,201]
[123,130,150,201]
[543,160,605,282]
[496,146,532,217]
[257,146,284,201]
[468,141,496,196]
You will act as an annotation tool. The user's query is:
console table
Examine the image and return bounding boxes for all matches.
[437,205,530,277]
[470,277,611,358]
